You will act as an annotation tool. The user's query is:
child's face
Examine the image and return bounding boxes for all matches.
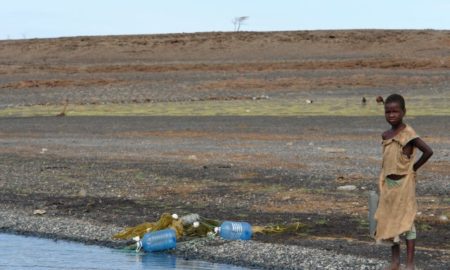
[384,102,405,126]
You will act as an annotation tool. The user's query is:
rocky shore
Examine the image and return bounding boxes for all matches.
[0,208,389,270]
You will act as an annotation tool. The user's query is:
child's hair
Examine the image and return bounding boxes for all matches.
[385,94,406,111]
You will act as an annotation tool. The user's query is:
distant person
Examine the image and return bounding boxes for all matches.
[376,95,384,104]
[374,94,433,270]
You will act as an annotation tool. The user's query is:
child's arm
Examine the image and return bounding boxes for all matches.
[412,138,433,172]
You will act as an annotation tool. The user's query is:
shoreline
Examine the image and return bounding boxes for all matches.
[0,208,388,270]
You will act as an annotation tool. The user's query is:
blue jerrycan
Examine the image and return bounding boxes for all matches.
[219,221,252,240]
[141,228,176,252]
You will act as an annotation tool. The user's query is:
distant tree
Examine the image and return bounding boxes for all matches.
[232,16,249,32]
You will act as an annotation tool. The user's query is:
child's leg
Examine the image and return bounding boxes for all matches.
[405,224,416,269]
[406,239,415,269]
[388,243,401,270]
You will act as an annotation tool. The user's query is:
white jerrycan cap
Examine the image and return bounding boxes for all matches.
[132,236,140,242]
[133,236,142,252]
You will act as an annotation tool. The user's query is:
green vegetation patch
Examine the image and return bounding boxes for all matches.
[1,96,449,117]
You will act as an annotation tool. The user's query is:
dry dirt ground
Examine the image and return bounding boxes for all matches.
[1,30,450,107]
[0,30,449,268]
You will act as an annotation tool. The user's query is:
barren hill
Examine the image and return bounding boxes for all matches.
[0,30,449,107]
[1,30,450,64]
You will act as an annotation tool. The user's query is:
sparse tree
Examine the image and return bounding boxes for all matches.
[232,16,249,32]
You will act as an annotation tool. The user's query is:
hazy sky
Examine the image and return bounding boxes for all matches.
[1,0,450,39]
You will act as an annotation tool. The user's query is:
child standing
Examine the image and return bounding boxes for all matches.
[374,94,433,270]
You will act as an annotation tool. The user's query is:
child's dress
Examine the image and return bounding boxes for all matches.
[374,124,419,242]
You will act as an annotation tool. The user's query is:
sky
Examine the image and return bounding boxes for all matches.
[1,0,450,40]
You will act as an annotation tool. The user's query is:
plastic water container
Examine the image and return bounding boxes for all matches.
[218,221,252,240]
[141,228,176,252]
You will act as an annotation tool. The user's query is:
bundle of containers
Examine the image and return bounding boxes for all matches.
[139,221,252,252]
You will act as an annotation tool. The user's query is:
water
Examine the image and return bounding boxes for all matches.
[0,233,253,270]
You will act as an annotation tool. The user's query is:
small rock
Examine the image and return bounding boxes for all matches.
[286,142,293,146]
[33,209,46,215]
[337,185,357,191]
[187,155,198,160]
[218,164,232,168]
[78,188,87,197]
[438,215,448,222]
[40,148,48,154]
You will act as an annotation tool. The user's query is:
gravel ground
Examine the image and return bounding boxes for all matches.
[174,238,387,270]
[0,116,448,269]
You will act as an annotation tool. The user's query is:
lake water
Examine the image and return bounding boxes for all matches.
[0,233,253,270]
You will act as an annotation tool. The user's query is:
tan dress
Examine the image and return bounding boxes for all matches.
[374,124,418,242]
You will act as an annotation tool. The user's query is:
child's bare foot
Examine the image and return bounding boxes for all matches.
[385,262,400,270]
